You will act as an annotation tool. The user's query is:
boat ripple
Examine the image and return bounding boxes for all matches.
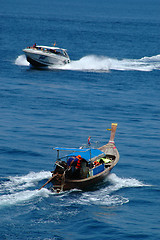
[0,172,150,208]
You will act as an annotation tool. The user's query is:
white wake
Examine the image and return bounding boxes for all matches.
[15,54,160,72]
[0,171,150,207]
[68,173,150,206]
[15,54,30,66]
[0,171,52,207]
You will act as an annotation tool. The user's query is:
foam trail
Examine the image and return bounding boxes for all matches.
[0,188,51,207]
[106,173,151,191]
[53,54,160,72]
[0,172,150,207]
[16,54,160,72]
[76,173,149,206]
[140,54,160,61]
[0,171,52,207]
[0,171,52,194]
[56,173,150,207]
[60,55,111,72]
[15,55,30,66]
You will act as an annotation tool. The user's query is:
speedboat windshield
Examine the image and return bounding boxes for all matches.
[35,46,68,58]
[25,45,69,58]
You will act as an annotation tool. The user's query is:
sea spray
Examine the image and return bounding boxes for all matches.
[73,173,149,206]
[67,54,160,72]
[0,171,52,207]
[15,55,30,66]
[16,54,160,72]
[61,55,111,72]
[0,171,150,208]
[106,173,150,191]
[0,188,51,207]
[0,171,52,194]
[45,173,150,207]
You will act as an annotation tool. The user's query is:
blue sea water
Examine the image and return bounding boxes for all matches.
[0,0,160,239]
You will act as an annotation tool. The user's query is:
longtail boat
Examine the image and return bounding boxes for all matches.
[39,123,119,192]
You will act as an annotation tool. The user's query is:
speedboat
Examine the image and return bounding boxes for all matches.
[23,44,70,67]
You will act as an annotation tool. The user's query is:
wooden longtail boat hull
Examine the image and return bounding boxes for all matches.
[50,123,119,192]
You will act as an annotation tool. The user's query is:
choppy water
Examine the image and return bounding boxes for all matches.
[0,0,160,239]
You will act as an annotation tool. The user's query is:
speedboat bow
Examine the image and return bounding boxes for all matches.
[23,44,70,67]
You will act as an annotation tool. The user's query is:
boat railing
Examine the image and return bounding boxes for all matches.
[79,141,100,149]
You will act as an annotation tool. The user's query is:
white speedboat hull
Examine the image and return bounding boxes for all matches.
[23,46,70,67]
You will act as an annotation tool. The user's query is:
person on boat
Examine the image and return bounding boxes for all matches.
[75,155,83,170]
[33,43,36,48]
[67,156,77,168]
[66,155,83,179]
[76,155,89,178]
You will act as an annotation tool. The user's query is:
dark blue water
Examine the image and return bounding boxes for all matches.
[0,0,160,239]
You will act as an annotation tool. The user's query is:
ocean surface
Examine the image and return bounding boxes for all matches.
[0,0,160,239]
